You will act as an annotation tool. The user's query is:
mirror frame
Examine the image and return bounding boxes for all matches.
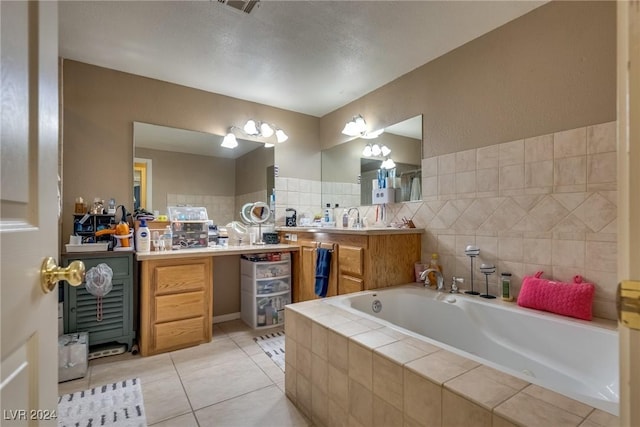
[250,202,271,224]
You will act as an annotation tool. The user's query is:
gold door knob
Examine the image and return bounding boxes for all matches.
[40,257,85,293]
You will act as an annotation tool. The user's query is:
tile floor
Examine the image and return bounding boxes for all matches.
[58,320,310,426]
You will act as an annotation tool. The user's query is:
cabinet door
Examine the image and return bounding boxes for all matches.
[65,278,131,346]
[297,240,338,302]
[299,243,319,302]
[339,245,364,277]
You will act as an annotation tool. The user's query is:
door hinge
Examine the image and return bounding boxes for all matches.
[618,280,640,330]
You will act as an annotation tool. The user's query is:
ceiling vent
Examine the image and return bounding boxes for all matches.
[217,0,260,14]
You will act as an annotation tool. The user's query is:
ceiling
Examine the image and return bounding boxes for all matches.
[59,1,545,118]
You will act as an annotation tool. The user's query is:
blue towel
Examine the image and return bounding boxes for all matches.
[314,248,332,298]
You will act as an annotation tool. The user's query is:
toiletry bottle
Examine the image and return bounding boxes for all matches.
[163,225,173,251]
[427,253,443,288]
[270,188,276,217]
[324,203,333,223]
[501,272,513,301]
[136,219,151,252]
[342,209,349,228]
[257,304,266,327]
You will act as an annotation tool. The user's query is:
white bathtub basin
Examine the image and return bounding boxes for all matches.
[324,285,619,415]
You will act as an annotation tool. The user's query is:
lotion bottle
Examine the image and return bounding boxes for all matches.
[136,218,151,252]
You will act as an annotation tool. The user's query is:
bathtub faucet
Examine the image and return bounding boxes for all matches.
[419,268,444,291]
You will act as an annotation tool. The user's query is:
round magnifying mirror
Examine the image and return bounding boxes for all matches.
[240,202,254,224]
[250,202,271,224]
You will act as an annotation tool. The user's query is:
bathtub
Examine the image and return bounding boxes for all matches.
[324,284,619,415]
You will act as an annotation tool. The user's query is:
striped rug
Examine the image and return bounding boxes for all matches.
[254,331,285,371]
[57,378,146,427]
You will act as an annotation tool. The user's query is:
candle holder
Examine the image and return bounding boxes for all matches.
[464,245,480,295]
[479,263,496,299]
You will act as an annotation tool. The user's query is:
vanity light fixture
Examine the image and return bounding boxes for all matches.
[343,114,384,139]
[342,115,367,137]
[380,157,396,169]
[362,143,391,157]
[224,120,289,148]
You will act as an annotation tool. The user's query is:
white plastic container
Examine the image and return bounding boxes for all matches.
[136,218,151,252]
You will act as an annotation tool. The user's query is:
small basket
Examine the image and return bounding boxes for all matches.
[263,232,279,244]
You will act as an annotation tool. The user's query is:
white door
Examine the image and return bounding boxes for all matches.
[617,1,640,426]
[1,2,61,425]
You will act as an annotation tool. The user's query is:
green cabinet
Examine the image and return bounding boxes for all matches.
[62,252,136,350]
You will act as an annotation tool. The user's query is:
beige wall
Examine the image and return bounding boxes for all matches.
[134,147,236,207]
[62,59,319,241]
[235,146,273,196]
[320,1,616,155]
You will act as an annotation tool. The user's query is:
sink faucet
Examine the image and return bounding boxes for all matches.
[347,207,361,228]
[419,268,444,291]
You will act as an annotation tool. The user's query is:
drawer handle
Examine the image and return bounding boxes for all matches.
[40,257,85,293]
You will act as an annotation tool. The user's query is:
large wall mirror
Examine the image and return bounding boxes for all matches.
[133,122,275,226]
[321,115,422,207]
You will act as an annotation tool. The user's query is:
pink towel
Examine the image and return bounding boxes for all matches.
[517,271,595,321]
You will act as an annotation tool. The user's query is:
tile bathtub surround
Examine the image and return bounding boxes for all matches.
[285,300,619,427]
[347,121,617,320]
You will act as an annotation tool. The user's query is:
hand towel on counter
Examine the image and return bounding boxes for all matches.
[314,248,332,298]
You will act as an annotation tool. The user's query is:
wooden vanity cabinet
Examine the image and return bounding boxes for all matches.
[296,240,338,301]
[286,231,420,302]
[139,257,212,356]
[338,245,365,294]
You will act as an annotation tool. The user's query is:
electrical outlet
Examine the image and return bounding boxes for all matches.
[284,233,291,240]
[291,234,297,242]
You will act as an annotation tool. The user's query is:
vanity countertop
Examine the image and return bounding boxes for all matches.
[275,226,423,235]
[135,243,300,261]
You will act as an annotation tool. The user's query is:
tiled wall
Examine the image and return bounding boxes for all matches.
[277,121,617,320]
[321,181,361,213]
[274,177,323,224]
[355,121,617,320]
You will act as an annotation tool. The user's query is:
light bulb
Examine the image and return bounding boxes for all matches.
[362,144,373,157]
[275,129,288,143]
[243,120,258,135]
[263,142,275,148]
[381,145,391,156]
[354,115,367,134]
[371,143,382,156]
[221,133,238,149]
[260,122,274,138]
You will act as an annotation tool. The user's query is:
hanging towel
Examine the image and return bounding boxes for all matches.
[410,176,421,201]
[314,248,332,298]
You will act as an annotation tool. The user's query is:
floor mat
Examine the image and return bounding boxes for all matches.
[57,378,147,427]
[254,331,285,371]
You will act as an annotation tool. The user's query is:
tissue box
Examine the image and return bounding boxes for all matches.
[58,332,89,382]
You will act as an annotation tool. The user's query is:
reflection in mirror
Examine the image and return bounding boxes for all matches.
[321,115,422,207]
[133,122,275,226]
[250,202,271,224]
